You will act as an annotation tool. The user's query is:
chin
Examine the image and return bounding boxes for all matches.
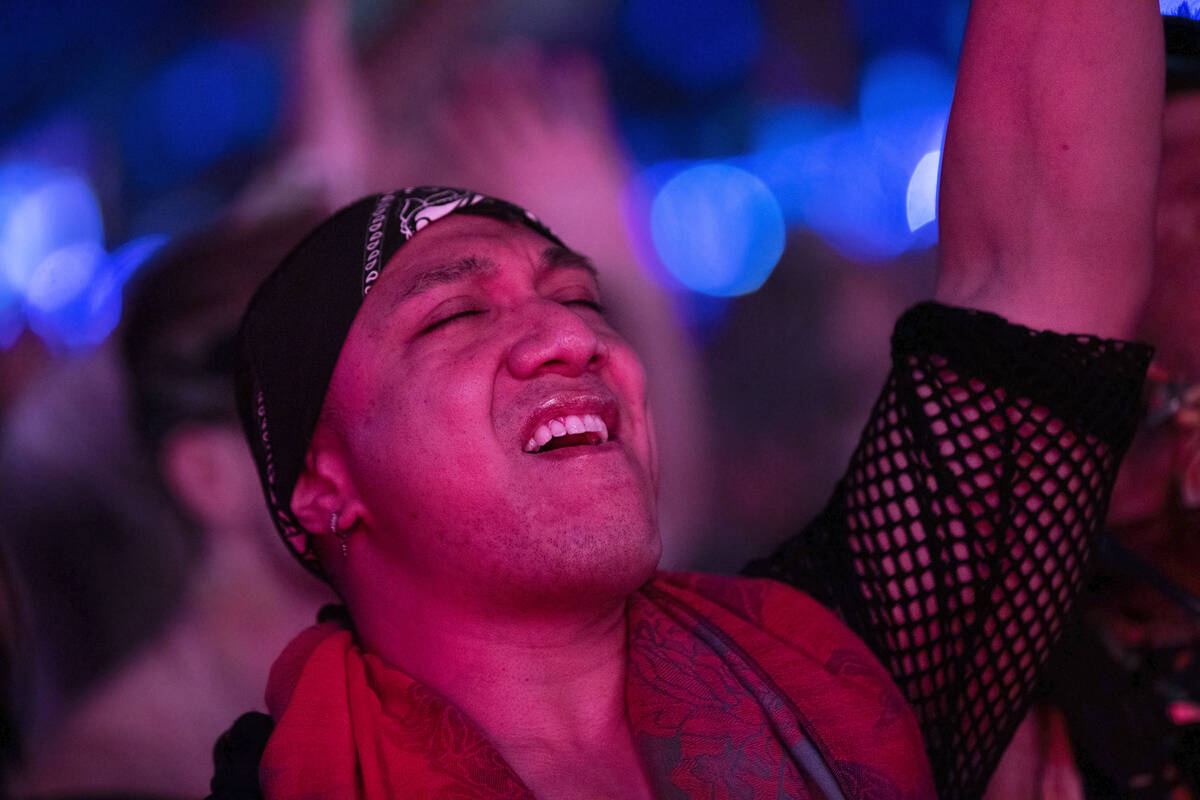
[486,514,662,612]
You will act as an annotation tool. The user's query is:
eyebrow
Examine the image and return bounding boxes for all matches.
[397,246,598,302]
[398,255,499,301]
[538,246,599,280]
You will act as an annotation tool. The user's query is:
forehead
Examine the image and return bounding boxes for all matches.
[362,215,595,308]
[349,214,596,332]
[382,214,564,286]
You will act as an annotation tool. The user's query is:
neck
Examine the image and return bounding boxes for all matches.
[346,562,655,799]
[180,528,332,698]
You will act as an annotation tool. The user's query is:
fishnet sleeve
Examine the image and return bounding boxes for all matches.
[744,302,1152,800]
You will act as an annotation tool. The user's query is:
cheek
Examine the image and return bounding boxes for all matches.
[605,340,659,479]
[604,333,648,397]
[350,357,502,491]
[363,344,489,425]
[607,340,652,423]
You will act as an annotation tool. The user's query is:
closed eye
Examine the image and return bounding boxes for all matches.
[420,309,484,335]
[563,299,606,314]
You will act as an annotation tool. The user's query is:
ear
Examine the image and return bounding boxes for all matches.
[161,425,264,532]
[290,422,364,539]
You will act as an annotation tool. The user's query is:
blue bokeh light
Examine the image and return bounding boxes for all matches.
[849,0,950,55]
[0,160,169,351]
[745,104,849,224]
[735,50,953,262]
[743,108,947,260]
[26,234,167,352]
[1162,1,1200,19]
[942,0,970,60]
[0,281,20,348]
[649,162,785,296]
[621,0,764,90]
[859,50,956,130]
[752,104,847,155]
[124,37,281,185]
[906,150,941,233]
[25,241,105,314]
[0,163,104,297]
[797,126,916,261]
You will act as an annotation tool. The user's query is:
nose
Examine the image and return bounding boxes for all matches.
[506,300,609,379]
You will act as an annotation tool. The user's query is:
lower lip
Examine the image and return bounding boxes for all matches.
[527,441,621,460]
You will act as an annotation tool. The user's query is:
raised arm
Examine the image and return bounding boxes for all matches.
[937,0,1163,339]
[747,5,1162,798]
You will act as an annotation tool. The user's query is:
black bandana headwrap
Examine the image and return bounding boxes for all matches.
[235,187,562,577]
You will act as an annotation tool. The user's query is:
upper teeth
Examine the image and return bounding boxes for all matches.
[525,414,609,452]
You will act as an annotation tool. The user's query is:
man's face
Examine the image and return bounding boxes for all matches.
[320,214,660,607]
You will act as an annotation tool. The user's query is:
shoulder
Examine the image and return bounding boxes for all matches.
[648,571,886,673]
[642,571,932,791]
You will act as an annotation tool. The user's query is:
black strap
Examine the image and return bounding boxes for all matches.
[207,711,273,800]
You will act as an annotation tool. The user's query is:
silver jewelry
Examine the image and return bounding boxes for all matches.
[332,511,348,557]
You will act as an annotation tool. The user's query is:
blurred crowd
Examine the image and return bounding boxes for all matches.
[0,1,1196,798]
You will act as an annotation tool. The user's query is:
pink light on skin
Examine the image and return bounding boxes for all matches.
[295,213,661,620]
[289,213,663,799]
[1168,700,1200,726]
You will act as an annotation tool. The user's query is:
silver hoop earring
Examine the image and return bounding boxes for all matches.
[331,511,348,557]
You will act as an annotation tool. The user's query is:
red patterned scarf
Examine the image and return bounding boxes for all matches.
[259,573,935,799]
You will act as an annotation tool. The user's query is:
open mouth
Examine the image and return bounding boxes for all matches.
[524,413,610,453]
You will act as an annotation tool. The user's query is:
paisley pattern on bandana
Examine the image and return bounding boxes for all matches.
[394,187,488,239]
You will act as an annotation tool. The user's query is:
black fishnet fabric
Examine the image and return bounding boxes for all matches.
[745,302,1152,800]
